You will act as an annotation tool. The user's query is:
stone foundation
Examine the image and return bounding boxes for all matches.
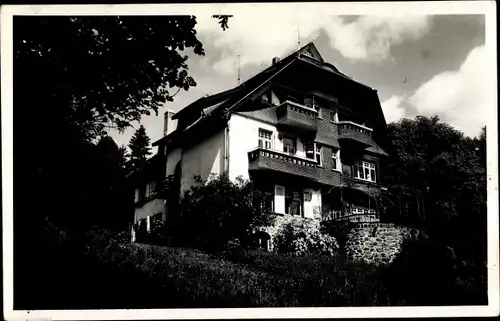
[345,223,425,265]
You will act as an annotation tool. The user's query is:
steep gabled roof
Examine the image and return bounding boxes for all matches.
[297,42,324,62]
[153,42,375,147]
[171,42,324,121]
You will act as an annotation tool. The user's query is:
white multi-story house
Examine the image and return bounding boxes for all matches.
[132,42,390,239]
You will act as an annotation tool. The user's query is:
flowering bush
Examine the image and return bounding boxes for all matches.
[273,219,339,256]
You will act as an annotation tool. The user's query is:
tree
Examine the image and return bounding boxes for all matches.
[14,15,230,228]
[117,145,131,175]
[172,174,274,251]
[385,116,486,264]
[14,15,231,309]
[15,16,231,138]
[128,125,152,173]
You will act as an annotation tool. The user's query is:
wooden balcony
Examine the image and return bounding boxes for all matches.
[276,100,318,134]
[248,147,319,182]
[337,121,374,148]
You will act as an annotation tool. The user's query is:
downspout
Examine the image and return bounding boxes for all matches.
[224,122,230,176]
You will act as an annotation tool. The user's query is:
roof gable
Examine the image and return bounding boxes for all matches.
[297,42,324,62]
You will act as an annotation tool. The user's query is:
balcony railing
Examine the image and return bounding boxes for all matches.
[330,213,380,223]
[337,121,374,147]
[248,147,319,181]
[277,100,318,133]
[323,209,380,223]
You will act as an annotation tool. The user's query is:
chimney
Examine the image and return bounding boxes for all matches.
[272,57,281,65]
[164,110,178,137]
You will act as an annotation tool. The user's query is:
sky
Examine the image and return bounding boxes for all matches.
[110,13,490,149]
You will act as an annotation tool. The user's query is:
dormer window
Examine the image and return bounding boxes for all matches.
[330,109,339,123]
[304,96,314,108]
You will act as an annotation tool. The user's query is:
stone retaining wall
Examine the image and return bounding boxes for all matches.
[345,223,426,265]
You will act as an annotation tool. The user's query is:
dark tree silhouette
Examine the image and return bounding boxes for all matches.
[118,145,131,174]
[14,15,229,229]
[385,116,486,263]
[128,125,152,173]
[13,15,230,309]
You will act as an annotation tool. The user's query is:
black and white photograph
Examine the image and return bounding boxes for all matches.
[2,2,499,319]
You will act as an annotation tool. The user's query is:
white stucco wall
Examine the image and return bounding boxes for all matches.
[228,113,276,181]
[181,129,226,192]
[134,198,165,222]
[166,147,181,176]
[228,113,312,181]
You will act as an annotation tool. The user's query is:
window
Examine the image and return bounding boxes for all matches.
[304,95,317,109]
[282,137,296,155]
[354,161,377,182]
[352,207,364,215]
[352,206,376,215]
[305,142,322,165]
[304,191,312,202]
[315,144,323,166]
[146,181,156,198]
[305,142,315,159]
[330,110,339,123]
[332,149,341,171]
[258,129,273,150]
[152,213,162,222]
[285,189,301,216]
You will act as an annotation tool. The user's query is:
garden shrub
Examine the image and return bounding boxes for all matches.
[174,174,275,251]
[273,219,339,256]
[320,220,352,250]
[147,219,168,245]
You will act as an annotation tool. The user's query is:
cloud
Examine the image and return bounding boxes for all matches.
[381,95,406,123]
[196,14,432,75]
[326,15,432,61]
[409,45,492,137]
[380,45,493,137]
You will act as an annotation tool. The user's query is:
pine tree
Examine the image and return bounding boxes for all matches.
[128,125,152,173]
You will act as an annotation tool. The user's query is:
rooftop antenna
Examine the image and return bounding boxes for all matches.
[297,18,301,50]
[237,54,241,85]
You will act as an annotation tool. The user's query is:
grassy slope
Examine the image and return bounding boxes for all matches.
[15,227,487,310]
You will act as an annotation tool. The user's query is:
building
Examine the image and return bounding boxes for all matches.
[132,42,391,239]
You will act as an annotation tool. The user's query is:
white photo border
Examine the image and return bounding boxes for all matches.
[2,1,498,319]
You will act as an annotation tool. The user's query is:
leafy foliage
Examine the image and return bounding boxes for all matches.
[21,221,486,309]
[385,116,487,263]
[382,237,487,305]
[273,220,339,256]
[174,174,275,251]
[212,15,233,31]
[128,125,152,172]
[14,16,230,308]
[15,16,230,137]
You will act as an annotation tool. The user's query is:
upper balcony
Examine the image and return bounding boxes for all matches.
[276,100,318,134]
[248,147,319,182]
[337,121,374,148]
